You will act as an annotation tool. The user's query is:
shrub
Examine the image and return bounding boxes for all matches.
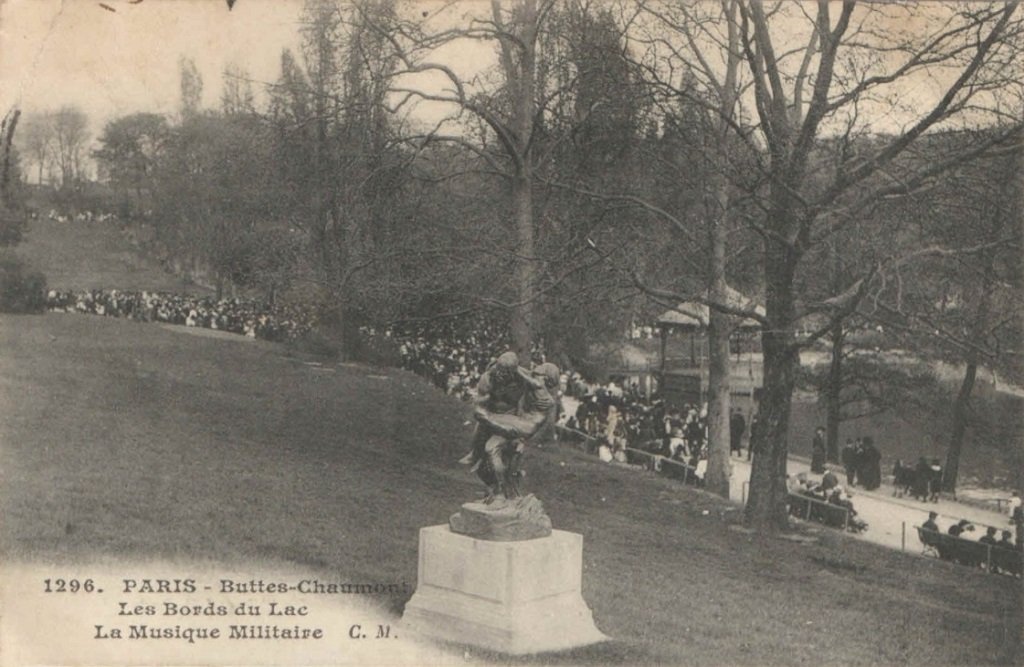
[0,252,47,313]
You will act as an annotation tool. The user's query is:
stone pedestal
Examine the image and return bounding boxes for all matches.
[402,525,606,655]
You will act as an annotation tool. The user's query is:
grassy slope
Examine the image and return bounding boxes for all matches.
[17,216,1018,489]
[15,218,207,293]
[1,312,1020,665]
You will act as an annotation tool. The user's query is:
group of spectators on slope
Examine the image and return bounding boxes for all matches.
[46,289,317,342]
[35,209,117,224]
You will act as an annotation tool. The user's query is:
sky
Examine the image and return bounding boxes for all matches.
[0,0,1015,164]
[0,0,306,129]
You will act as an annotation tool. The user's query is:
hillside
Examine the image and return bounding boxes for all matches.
[0,312,1020,665]
[16,217,207,293]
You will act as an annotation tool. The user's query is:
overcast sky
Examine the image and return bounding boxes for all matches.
[0,0,305,130]
[0,0,1013,153]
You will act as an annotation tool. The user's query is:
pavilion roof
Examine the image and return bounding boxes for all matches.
[657,286,764,329]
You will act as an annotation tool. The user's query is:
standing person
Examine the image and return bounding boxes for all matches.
[747,412,760,461]
[811,427,826,474]
[1011,491,1024,549]
[927,458,943,502]
[860,437,882,491]
[729,409,746,458]
[852,438,867,488]
[841,438,857,486]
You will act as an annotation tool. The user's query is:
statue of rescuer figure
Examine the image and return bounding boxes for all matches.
[459,352,560,502]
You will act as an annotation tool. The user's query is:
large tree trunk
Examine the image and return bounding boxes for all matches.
[504,0,537,361]
[704,188,732,498]
[701,11,739,497]
[510,172,535,360]
[745,236,799,531]
[943,356,977,494]
[825,322,844,463]
[943,200,1000,493]
[706,307,732,497]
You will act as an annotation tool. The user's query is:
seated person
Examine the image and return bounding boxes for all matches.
[828,487,855,513]
[922,511,939,533]
[948,519,974,537]
[997,530,1015,549]
[821,469,839,492]
[979,526,999,546]
[787,473,810,494]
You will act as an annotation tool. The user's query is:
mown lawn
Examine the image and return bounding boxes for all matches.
[16,217,207,293]
[0,312,1020,665]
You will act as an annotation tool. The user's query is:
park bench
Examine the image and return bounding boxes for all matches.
[992,545,1023,577]
[787,492,851,531]
[918,527,1022,576]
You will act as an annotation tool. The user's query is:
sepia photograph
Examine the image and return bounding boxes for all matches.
[0,0,1021,664]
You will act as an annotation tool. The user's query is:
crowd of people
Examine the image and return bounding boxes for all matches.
[36,209,118,224]
[46,289,317,342]
[839,436,884,491]
[787,470,869,532]
[364,313,522,401]
[892,456,944,502]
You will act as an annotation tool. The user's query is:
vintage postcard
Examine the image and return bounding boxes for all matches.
[0,0,1020,665]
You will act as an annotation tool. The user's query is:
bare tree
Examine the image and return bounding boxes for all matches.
[731,1,1023,530]
[221,63,256,116]
[19,113,52,185]
[629,0,747,498]
[50,106,90,189]
[368,0,556,357]
[614,1,1023,529]
[179,57,204,119]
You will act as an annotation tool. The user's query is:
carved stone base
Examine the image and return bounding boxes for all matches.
[449,494,552,541]
[402,525,607,655]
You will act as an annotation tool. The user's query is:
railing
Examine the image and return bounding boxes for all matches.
[555,425,704,486]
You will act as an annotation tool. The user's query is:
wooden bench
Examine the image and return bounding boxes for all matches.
[787,493,850,530]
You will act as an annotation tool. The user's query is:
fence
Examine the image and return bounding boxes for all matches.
[556,425,859,534]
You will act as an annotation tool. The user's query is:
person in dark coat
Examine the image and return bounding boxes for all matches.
[747,413,760,461]
[729,409,746,457]
[948,519,973,537]
[912,457,932,501]
[811,427,826,474]
[859,437,881,490]
[841,439,857,486]
[979,526,999,546]
[821,468,839,493]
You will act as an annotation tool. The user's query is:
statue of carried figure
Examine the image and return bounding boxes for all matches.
[459,351,560,503]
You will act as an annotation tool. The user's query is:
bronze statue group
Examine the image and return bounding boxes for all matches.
[458,351,561,502]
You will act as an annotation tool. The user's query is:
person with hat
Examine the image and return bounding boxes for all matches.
[922,511,940,533]
[811,427,826,474]
[948,519,974,537]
